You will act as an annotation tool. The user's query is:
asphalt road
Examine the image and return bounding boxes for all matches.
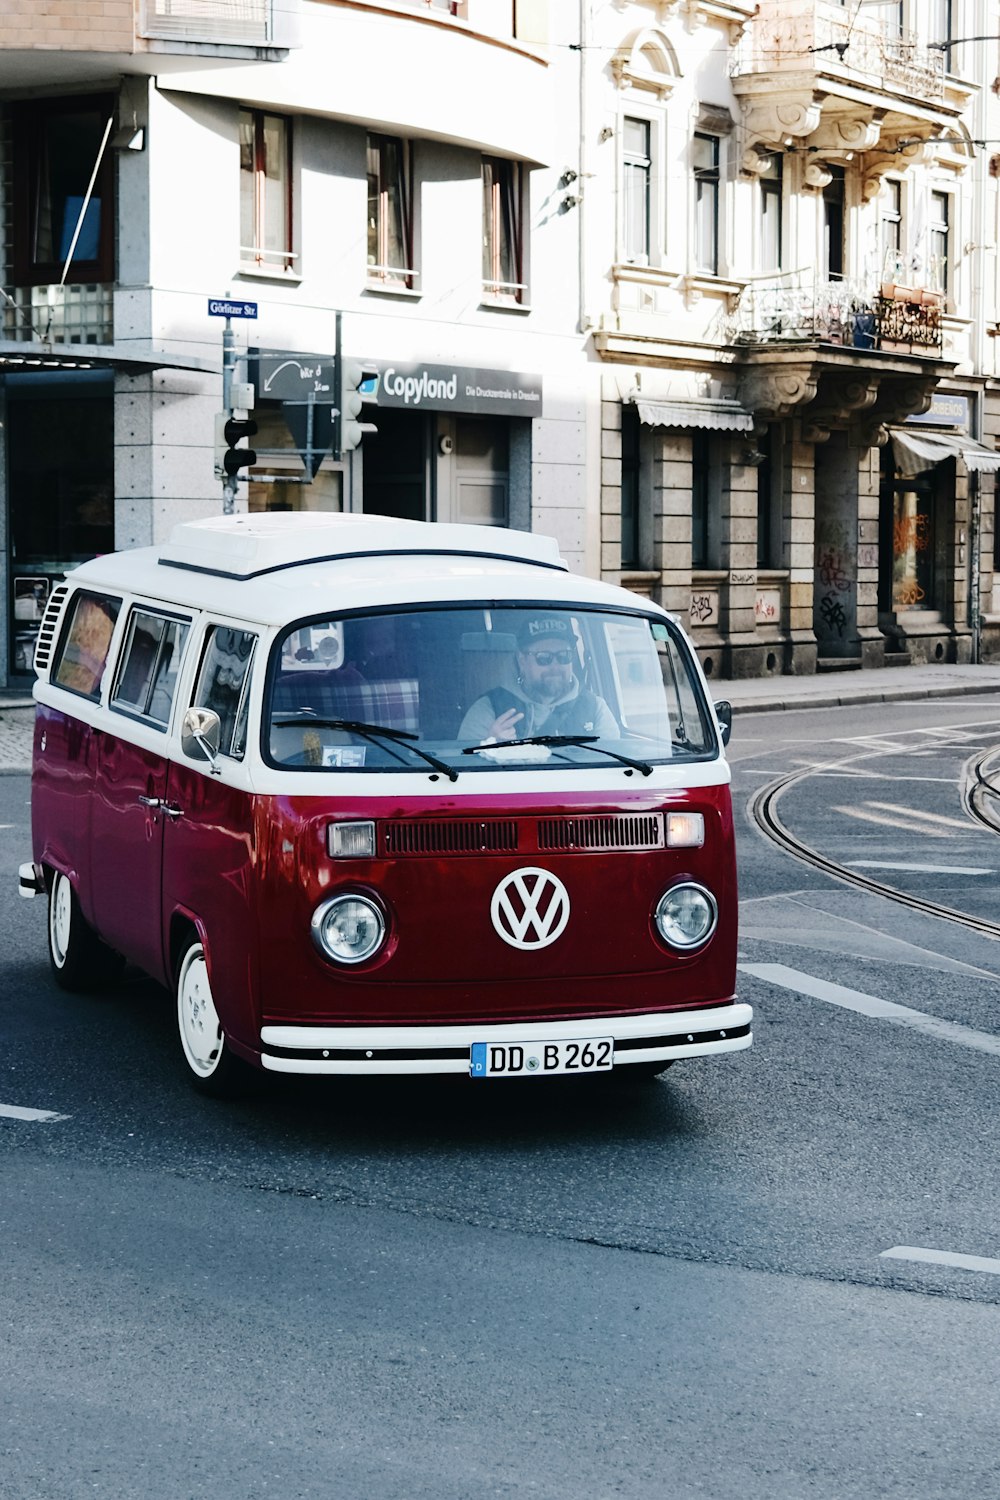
[3,696,1000,1499]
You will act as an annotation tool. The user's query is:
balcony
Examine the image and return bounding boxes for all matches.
[0,0,296,88]
[2,285,113,346]
[730,277,943,356]
[731,0,971,161]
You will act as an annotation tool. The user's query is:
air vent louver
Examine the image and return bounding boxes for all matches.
[537,815,664,852]
[32,583,70,674]
[383,820,519,855]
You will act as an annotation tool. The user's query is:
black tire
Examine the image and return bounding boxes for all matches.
[47,870,124,993]
[174,937,253,1098]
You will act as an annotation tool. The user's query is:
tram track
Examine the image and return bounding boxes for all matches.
[749,732,1000,942]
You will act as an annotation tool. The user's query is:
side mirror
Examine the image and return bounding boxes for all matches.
[714,700,732,747]
[182,706,223,772]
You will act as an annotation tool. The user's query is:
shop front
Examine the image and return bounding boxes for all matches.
[246,351,542,527]
[880,395,1000,665]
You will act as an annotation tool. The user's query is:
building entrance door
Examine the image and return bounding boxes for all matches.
[5,370,114,680]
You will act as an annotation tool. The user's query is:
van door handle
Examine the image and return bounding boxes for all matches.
[138,795,161,809]
[161,803,184,821]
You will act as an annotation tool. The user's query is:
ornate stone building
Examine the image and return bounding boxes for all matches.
[584,0,1000,680]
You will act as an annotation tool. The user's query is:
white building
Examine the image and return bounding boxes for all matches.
[0,0,594,687]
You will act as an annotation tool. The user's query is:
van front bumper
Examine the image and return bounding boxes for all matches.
[259,1002,752,1075]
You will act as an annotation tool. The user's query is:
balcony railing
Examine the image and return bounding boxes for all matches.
[2,285,113,345]
[729,277,943,355]
[140,0,273,44]
[730,1,945,104]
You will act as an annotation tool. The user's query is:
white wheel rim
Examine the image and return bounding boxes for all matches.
[49,873,72,969]
[177,944,224,1078]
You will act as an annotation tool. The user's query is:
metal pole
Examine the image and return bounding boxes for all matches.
[222,315,237,515]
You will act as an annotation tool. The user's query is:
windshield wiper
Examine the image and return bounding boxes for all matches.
[464,733,654,777]
[273,714,458,782]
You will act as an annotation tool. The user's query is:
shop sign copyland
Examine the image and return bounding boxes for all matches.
[372,362,543,417]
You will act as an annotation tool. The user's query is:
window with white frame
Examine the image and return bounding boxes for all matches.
[880,178,903,281]
[240,109,293,272]
[482,157,525,304]
[622,116,652,264]
[693,133,720,275]
[928,0,953,44]
[757,155,783,273]
[929,190,950,295]
[367,135,414,289]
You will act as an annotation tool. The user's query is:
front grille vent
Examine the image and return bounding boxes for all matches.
[33,583,70,673]
[537,814,664,852]
[383,820,519,855]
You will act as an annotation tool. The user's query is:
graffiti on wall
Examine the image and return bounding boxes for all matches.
[690,590,720,626]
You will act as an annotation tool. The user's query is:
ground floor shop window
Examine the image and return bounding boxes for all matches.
[621,404,641,569]
[5,369,113,676]
[879,447,948,617]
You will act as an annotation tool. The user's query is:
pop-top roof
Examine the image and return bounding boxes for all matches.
[158,513,567,580]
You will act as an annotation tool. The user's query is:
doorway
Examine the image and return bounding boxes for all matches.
[6,370,114,677]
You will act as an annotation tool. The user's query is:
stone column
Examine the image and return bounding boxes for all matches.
[786,423,818,673]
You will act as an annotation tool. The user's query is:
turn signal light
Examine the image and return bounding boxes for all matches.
[328,821,376,858]
[665,812,705,848]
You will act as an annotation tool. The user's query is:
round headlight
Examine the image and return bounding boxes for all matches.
[311,893,386,965]
[654,883,718,950]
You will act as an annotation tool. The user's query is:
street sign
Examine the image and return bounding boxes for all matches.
[248,349,336,402]
[208,298,258,319]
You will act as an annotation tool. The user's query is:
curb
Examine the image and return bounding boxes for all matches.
[725,680,1000,715]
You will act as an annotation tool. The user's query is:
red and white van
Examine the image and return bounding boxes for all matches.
[20,513,750,1094]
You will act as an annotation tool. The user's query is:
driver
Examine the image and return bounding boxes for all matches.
[459,615,619,743]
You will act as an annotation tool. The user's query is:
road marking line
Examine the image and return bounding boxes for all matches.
[0,1102,70,1122]
[864,801,973,831]
[848,860,994,875]
[881,1246,1000,1276]
[739,963,1000,1058]
[832,805,953,837]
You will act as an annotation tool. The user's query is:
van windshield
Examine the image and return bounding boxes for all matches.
[265,605,717,772]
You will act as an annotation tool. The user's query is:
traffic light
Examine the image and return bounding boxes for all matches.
[221,415,258,478]
[338,359,378,455]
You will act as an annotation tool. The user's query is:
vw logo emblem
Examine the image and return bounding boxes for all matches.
[490,867,570,951]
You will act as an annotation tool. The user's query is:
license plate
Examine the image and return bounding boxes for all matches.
[470,1038,614,1078]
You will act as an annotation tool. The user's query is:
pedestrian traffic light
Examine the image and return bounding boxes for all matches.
[221,415,258,478]
[338,359,378,455]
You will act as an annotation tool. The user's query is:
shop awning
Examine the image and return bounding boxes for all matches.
[631,397,753,433]
[0,339,219,376]
[889,427,1000,478]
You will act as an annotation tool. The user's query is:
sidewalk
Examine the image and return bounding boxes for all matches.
[4,662,1000,771]
[718,660,1000,716]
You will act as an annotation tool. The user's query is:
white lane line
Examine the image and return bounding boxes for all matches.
[864,801,973,831]
[881,1246,1000,1276]
[739,963,1000,1058]
[848,860,994,876]
[0,1102,70,1123]
[832,805,953,837]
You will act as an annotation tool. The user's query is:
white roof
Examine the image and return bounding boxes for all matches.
[159,512,565,578]
[62,514,668,628]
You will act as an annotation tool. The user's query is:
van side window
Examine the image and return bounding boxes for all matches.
[192,626,257,759]
[111,610,190,728]
[52,591,122,701]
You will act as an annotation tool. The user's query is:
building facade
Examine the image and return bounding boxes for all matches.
[3,0,1000,689]
[586,0,1000,681]
[0,0,593,688]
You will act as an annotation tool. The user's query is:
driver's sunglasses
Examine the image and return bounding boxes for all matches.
[527,648,573,666]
